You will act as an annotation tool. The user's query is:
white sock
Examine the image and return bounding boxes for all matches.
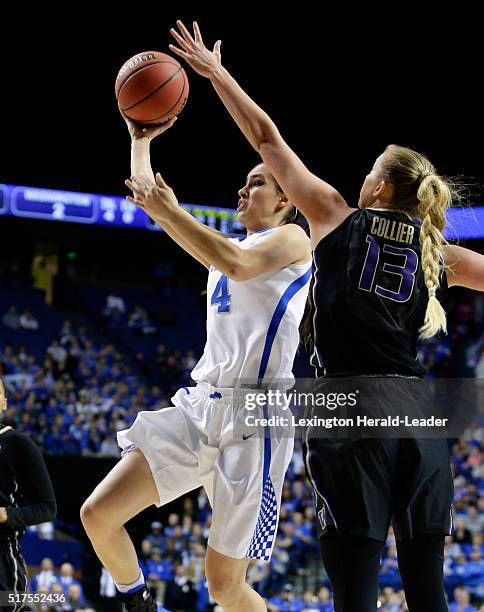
[115,569,145,594]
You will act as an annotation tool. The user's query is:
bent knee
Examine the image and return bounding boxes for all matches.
[80,496,112,531]
[207,573,242,604]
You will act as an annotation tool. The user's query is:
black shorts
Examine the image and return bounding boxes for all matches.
[304,436,454,542]
[0,536,28,611]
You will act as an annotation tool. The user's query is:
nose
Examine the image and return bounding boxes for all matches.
[238,185,248,198]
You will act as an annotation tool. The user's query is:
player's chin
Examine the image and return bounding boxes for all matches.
[236,209,249,224]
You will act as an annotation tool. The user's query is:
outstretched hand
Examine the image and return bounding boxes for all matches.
[121,111,178,142]
[125,173,178,222]
[169,20,222,78]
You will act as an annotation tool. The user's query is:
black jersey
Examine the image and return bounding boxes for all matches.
[312,208,446,377]
[0,425,57,539]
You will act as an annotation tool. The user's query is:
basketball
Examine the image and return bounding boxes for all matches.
[115,51,189,124]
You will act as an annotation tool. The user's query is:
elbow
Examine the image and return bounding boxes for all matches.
[253,118,279,152]
[227,262,254,282]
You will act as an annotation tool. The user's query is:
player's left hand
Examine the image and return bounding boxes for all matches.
[0,507,8,523]
[169,20,222,79]
[125,173,178,222]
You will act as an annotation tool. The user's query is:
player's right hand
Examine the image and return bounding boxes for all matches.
[120,109,177,142]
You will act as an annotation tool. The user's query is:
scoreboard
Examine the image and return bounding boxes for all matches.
[0,183,483,240]
[0,183,246,237]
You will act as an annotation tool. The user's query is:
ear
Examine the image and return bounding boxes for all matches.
[276,193,289,212]
[373,180,394,203]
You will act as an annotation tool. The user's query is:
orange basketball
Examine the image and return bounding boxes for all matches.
[115,51,189,124]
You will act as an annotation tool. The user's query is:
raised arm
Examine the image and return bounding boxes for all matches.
[444,244,484,291]
[169,21,350,231]
[124,115,212,269]
[127,173,311,281]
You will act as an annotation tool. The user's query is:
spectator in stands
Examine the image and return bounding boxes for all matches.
[316,586,334,612]
[465,505,484,534]
[64,583,88,611]
[58,562,82,595]
[99,566,120,611]
[163,563,197,611]
[19,308,39,330]
[268,582,302,611]
[453,517,473,544]
[449,586,476,612]
[30,557,58,592]
[2,305,20,330]
[128,305,157,335]
[47,340,68,364]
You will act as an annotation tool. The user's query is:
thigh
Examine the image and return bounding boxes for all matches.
[208,431,293,561]
[117,402,204,508]
[305,437,397,541]
[84,448,160,527]
[393,438,453,540]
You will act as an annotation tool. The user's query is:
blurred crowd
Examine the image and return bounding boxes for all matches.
[1,288,483,610]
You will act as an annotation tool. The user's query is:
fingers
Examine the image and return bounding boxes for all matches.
[168,43,191,61]
[176,19,196,47]
[126,195,145,208]
[170,27,192,52]
[155,172,167,188]
[213,40,222,59]
[193,21,204,45]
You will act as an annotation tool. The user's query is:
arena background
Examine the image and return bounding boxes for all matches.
[1,6,483,611]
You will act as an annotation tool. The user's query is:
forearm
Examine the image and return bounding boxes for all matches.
[156,205,242,277]
[209,66,278,152]
[5,500,57,529]
[131,137,155,180]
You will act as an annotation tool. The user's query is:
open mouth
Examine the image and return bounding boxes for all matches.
[237,199,248,212]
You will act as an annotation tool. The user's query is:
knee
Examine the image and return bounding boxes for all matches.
[206,573,241,607]
[80,496,111,534]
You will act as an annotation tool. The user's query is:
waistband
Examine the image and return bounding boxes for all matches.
[188,381,275,401]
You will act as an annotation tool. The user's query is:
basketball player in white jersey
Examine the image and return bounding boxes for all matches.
[80,116,312,612]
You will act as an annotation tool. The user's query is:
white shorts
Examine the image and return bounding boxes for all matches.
[117,381,294,561]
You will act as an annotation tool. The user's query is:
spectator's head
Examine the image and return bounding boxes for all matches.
[454,586,471,605]
[303,591,316,604]
[60,563,74,577]
[281,583,294,601]
[470,546,481,562]
[467,505,478,518]
[175,564,187,577]
[317,587,331,603]
[167,513,179,527]
[455,517,467,531]
[151,521,162,533]
[141,540,152,556]
[41,557,54,571]
[8,306,17,314]
[68,583,82,602]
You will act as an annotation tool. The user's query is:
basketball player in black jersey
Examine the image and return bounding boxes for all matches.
[0,376,57,610]
[169,21,484,611]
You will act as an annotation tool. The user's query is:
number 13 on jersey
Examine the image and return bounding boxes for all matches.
[211,274,231,313]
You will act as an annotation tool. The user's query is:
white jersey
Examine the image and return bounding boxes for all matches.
[191,227,312,388]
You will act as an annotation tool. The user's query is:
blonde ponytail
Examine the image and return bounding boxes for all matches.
[417,174,452,339]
